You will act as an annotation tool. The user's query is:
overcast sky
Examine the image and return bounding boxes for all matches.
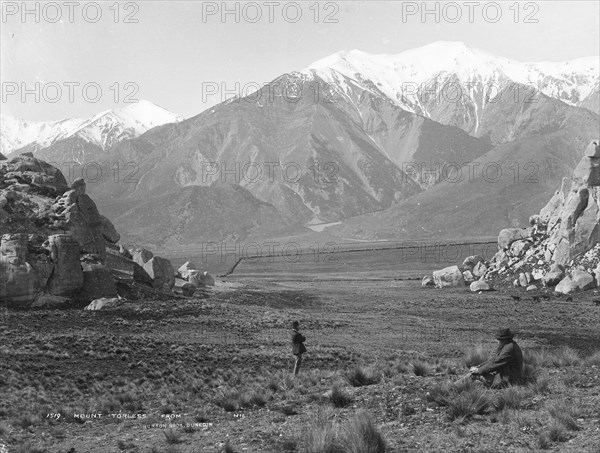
[2,1,599,121]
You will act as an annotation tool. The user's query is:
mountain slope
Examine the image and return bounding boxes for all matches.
[85,72,490,231]
[328,127,599,241]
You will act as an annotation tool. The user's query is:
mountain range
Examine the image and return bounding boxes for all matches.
[1,100,182,158]
[2,41,598,250]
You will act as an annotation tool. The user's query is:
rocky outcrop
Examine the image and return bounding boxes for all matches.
[1,155,181,307]
[424,140,600,295]
[486,141,600,290]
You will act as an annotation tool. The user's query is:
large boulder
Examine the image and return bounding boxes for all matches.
[543,264,564,287]
[178,261,198,280]
[432,266,464,288]
[555,276,577,295]
[80,261,117,301]
[470,280,493,292]
[143,256,175,289]
[498,228,530,250]
[571,269,596,291]
[132,248,154,266]
[46,234,84,296]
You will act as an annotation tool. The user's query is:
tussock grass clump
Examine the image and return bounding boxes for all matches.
[551,346,581,367]
[410,360,431,377]
[520,363,538,385]
[338,411,387,453]
[298,410,386,453]
[530,371,550,394]
[445,386,496,421]
[546,399,581,431]
[224,441,237,453]
[523,348,554,368]
[215,389,240,412]
[15,413,39,429]
[584,350,600,366]
[346,366,381,387]
[427,381,495,421]
[464,345,489,368]
[163,428,182,444]
[494,386,529,411]
[329,385,353,408]
[547,420,568,442]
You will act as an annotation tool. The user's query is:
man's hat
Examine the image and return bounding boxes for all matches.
[495,328,514,340]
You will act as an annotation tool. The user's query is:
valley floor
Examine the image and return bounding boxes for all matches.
[2,275,600,452]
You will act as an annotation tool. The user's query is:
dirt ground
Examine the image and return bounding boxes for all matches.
[2,250,600,452]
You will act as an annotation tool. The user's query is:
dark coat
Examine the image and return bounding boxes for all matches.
[478,340,523,385]
[291,330,306,355]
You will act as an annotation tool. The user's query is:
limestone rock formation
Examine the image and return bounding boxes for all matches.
[484,140,600,287]
[1,155,180,307]
[46,234,84,296]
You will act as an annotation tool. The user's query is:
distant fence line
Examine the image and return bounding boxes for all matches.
[188,322,487,347]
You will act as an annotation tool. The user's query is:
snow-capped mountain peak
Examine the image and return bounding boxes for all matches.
[307,40,599,112]
[1,100,183,156]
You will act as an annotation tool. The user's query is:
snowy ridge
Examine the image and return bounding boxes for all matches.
[307,41,599,113]
[1,100,183,156]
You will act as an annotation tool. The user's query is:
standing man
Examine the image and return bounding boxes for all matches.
[470,328,523,388]
[291,321,307,376]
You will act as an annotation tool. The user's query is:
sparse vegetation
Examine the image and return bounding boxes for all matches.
[2,276,598,452]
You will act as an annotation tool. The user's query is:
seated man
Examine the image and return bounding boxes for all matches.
[470,328,523,388]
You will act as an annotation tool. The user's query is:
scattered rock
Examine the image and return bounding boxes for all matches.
[526,285,538,291]
[84,297,122,311]
[571,270,596,291]
[470,281,492,292]
[190,271,215,287]
[143,256,175,289]
[462,270,475,283]
[421,275,435,287]
[181,282,197,297]
[472,261,487,278]
[518,273,528,287]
